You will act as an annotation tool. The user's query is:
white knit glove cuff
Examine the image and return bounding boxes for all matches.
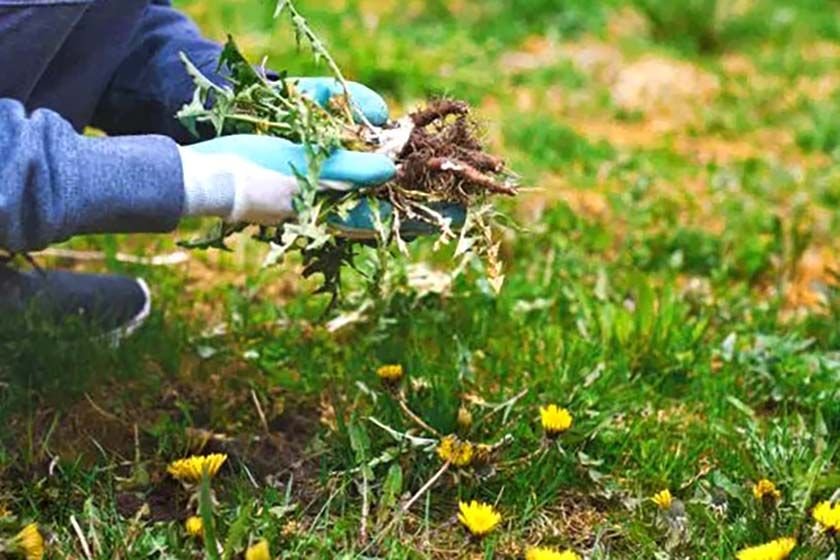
[178,146,299,224]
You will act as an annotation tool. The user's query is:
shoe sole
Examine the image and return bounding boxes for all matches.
[104,278,151,346]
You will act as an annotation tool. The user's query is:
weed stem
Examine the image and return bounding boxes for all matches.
[397,390,442,437]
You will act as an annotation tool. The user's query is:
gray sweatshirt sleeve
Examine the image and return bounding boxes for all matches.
[0,98,185,253]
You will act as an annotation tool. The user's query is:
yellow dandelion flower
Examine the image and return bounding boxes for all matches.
[245,539,271,560]
[13,523,44,560]
[736,537,796,560]
[376,364,403,382]
[185,516,203,537]
[525,547,581,560]
[539,405,572,436]
[457,500,501,537]
[437,435,474,467]
[752,479,781,502]
[813,500,840,533]
[167,453,227,483]
[652,489,673,510]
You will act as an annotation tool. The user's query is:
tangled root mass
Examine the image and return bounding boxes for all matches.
[386,99,516,206]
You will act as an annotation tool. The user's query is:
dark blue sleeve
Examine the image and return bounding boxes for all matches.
[91,1,224,144]
[0,99,185,253]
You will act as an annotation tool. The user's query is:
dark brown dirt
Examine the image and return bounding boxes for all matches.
[116,477,185,522]
[2,359,326,523]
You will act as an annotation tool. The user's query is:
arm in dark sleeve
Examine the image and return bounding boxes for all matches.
[0,99,185,253]
[91,1,224,143]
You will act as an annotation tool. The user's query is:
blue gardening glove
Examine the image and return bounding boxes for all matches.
[329,199,467,239]
[179,78,393,226]
[290,78,467,237]
[179,134,395,224]
[180,80,465,237]
[180,135,466,237]
[290,77,390,126]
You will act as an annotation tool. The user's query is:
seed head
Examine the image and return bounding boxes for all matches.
[437,435,474,467]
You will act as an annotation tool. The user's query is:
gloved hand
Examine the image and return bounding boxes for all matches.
[179,78,466,236]
[180,77,392,226]
[289,78,389,126]
[288,78,466,236]
[179,135,395,224]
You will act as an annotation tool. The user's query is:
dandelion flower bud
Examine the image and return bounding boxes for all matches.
[185,516,203,537]
[457,406,473,430]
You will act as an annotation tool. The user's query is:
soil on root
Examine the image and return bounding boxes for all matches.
[384,99,516,209]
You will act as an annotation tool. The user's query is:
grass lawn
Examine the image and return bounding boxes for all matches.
[3,0,840,558]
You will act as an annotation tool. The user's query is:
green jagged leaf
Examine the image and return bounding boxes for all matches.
[219,35,261,87]
[176,88,207,139]
[180,51,227,94]
[177,221,247,251]
[221,503,252,560]
[379,463,403,511]
[348,419,371,465]
[273,0,289,18]
[302,239,355,306]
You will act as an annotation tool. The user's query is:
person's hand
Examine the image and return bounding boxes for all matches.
[287,78,466,236]
[288,77,389,126]
[180,78,466,237]
[179,135,395,224]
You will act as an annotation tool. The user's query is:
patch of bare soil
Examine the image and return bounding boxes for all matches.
[501,36,624,80]
[501,36,719,130]
[611,56,720,127]
[508,492,618,556]
[562,115,829,168]
[3,360,325,521]
[500,35,839,170]
[781,245,840,317]
[799,40,840,62]
[117,477,186,523]
[517,173,611,224]
[605,6,649,40]
[720,53,758,77]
